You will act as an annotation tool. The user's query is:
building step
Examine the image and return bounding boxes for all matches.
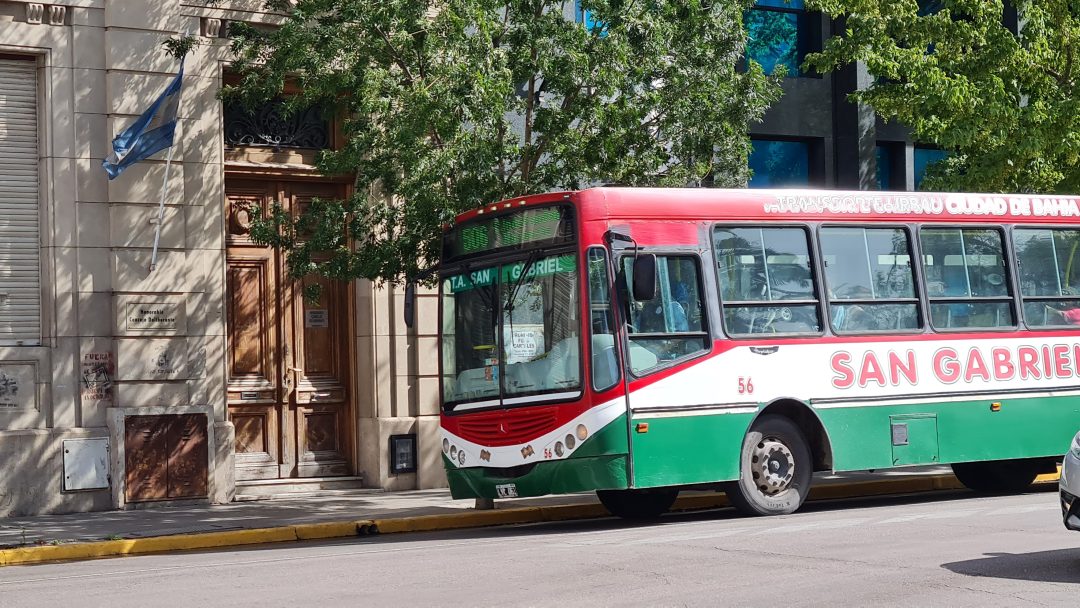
[234,476,366,501]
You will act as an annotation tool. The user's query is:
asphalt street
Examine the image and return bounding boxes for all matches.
[0,488,1074,607]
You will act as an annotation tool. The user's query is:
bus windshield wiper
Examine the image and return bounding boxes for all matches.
[504,248,543,313]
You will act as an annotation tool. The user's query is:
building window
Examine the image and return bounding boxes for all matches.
[575,1,605,35]
[746,0,811,77]
[223,97,330,150]
[749,139,810,187]
[914,147,948,190]
[876,145,894,190]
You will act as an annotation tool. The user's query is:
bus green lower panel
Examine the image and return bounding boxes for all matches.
[818,395,1080,471]
[630,412,754,488]
[446,454,629,500]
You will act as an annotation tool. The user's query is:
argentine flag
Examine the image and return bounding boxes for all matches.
[102,60,183,180]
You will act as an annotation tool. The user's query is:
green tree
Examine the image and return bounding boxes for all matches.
[806,0,1080,193]
[228,0,781,285]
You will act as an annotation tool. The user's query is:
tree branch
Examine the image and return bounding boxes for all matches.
[374,25,415,84]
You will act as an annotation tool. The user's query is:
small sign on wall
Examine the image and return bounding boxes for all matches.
[305,309,329,328]
[127,303,180,331]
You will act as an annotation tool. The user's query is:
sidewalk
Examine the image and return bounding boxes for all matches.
[0,466,1058,566]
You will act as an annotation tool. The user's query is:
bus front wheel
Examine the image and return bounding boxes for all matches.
[725,415,813,517]
[597,488,678,520]
[951,459,1041,493]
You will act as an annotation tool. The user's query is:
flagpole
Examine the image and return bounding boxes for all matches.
[149,144,176,272]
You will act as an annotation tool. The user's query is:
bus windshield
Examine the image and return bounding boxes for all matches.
[441,253,581,410]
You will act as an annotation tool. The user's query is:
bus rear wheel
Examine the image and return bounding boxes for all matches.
[725,415,813,517]
[597,488,678,520]
[951,459,1041,493]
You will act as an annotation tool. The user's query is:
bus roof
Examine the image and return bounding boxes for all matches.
[454,187,1080,226]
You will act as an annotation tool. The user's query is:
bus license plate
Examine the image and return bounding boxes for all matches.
[496,483,518,498]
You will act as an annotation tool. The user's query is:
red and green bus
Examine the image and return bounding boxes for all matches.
[427,187,1077,518]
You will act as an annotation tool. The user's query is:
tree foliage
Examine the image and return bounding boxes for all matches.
[806,0,1080,194]
[227,0,781,285]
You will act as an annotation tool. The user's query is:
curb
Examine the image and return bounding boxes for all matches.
[0,471,1060,567]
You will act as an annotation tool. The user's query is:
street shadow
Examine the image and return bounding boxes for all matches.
[942,548,1080,584]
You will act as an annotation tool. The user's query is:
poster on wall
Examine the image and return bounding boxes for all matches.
[81,352,114,404]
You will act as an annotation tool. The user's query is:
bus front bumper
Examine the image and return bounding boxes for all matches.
[446,454,629,500]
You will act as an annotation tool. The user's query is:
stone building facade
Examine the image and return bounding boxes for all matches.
[0,0,444,517]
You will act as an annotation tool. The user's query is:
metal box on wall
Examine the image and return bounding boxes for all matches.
[63,438,110,491]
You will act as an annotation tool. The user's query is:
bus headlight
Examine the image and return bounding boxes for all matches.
[576,424,588,441]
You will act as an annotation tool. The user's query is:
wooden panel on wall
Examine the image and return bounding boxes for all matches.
[233,411,269,454]
[304,409,339,454]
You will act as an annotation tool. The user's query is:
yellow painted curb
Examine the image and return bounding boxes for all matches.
[294,521,365,541]
[373,507,542,534]
[0,526,299,567]
[1036,466,1063,484]
[536,503,610,521]
[0,470,1063,567]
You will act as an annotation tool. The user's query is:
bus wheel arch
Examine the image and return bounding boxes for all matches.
[754,399,834,473]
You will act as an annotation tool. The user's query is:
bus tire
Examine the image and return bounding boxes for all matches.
[725,415,813,517]
[597,488,678,520]
[951,459,1041,493]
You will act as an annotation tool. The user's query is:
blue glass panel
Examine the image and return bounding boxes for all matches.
[749,139,810,188]
[914,148,948,190]
[876,145,893,190]
[756,0,805,9]
[746,9,800,76]
[575,1,605,35]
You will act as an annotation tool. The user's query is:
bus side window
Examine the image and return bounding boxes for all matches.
[1014,228,1080,327]
[919,228,1014,329]
[620,254,710,375]
[587,248,621,391]
[820,226,921,333]
[714,226,822,336]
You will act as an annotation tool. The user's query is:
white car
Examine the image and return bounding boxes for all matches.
[1062,431,1080,531]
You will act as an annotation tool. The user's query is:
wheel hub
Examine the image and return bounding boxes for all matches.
[751,438,795,496]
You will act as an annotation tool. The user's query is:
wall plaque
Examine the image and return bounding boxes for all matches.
[127,303,180,331]
[305,309,328,328]
[0,363,36,410]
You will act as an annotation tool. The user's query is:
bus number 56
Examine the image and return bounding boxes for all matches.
[738,377,754,395]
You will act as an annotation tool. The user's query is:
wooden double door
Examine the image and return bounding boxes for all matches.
[225,179,353,480]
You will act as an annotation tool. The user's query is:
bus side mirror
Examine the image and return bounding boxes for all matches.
[632,254,657,301]
[403,282,416,329]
